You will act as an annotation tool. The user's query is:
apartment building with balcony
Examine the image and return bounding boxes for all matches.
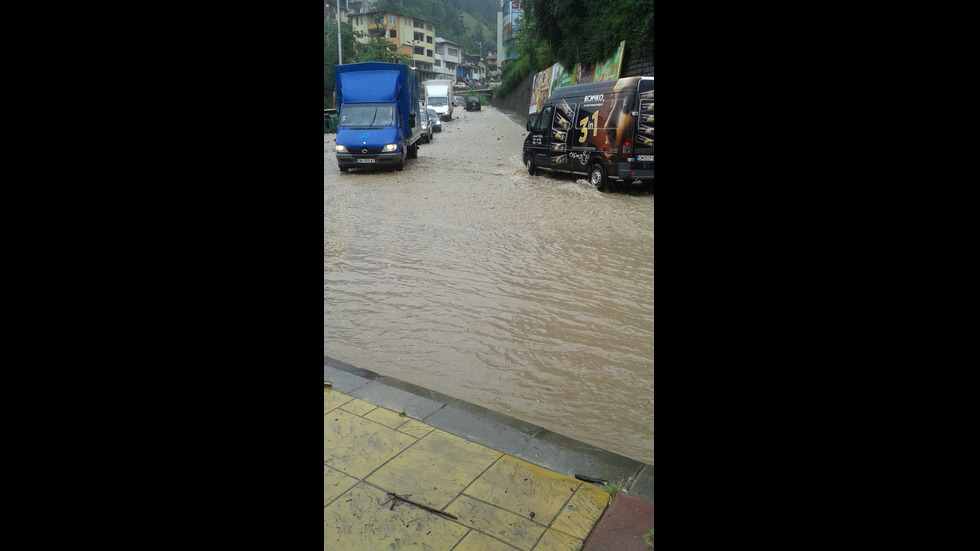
[433,38,461,84]
[348,10,437,81]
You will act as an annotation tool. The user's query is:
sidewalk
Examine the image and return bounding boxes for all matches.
[324,357,654,550]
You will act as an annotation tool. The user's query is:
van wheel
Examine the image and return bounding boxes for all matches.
[589,164,608,192]
[525,153,537,176]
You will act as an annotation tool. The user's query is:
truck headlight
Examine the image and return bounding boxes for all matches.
[382,143,398,152]
[335,145,348,153]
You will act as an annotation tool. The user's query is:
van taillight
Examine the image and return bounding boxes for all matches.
[621,138,632,158]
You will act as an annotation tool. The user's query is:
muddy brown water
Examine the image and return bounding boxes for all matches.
[324,106,654,465]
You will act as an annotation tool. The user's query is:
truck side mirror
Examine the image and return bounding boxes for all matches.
[410,114,416,126]
[526,120,532,131]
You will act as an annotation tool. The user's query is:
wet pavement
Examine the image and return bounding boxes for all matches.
[324,357,654,550]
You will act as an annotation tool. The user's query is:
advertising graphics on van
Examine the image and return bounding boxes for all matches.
[522,75,653,193]
[550,101,575,164]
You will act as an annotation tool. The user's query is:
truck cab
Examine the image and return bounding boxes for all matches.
[334,63,422,172]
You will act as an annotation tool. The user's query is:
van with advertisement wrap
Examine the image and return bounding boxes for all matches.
[523,76,653,192]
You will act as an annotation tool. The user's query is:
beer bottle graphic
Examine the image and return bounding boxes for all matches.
[554,111,571,131]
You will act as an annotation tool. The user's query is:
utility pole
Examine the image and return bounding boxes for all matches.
[336,0,342,65]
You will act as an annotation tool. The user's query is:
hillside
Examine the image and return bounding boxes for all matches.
[370,0,499,56]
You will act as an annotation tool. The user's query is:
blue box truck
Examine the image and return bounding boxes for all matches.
[333,62,422,172]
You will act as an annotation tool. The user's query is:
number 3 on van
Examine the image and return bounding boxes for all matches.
[578,112,599,143]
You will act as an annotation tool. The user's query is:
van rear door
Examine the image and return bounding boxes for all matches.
[632,85,654,175]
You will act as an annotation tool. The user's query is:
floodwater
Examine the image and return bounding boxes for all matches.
[324,106,654,464]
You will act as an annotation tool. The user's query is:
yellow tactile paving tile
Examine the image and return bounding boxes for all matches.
[323,388,353,412]
[454,529,522,550]
[364,406,410,429]
[547,483,611,541]
[324,409,417,479]
[324,483,469,550]
[338,397,376,417]
[324,388,612,551]
[446,494,547,550]
[534,528,584,550]
[323,465,358,507]
[464,455,579,525]
[366,430,502,509]
[396,418,435,439]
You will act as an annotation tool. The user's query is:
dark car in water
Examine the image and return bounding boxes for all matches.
[425,108,442,133]
[465,96,481,111]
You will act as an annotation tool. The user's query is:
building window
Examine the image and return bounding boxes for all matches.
[427,36,433,44]
[427,49,433,58]
[389,29,396,38]
[426,23,432,31]
[388,15,396,25]
[434,59,441,67]
[414,46,424,55]
[414,32,424,42]
[448,48,458,57]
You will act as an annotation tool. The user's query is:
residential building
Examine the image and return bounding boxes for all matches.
[323,0,349,22]
[349,10,437,81]
[458,51,485,85]
[433,38,461,84]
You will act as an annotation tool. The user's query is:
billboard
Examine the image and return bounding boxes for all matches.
[528,41,626,114]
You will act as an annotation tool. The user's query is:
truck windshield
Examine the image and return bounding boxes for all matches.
[339,104,395,127]
[427,97,447,107]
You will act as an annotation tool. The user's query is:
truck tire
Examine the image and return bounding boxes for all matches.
[525,153,537,176]
[339,166,348,173]
[589,163,608,192]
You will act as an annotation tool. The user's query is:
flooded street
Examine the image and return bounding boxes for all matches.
[324,106,654,464]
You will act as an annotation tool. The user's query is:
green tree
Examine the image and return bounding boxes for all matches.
[324,16,359,108]
[354,13,413,64]
[499,0,654,93]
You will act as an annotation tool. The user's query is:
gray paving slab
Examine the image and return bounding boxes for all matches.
[323,365,372,394]
[627,464,655,503]
[324,356,381,382]
[422,399,542,457]
[347,378,452,420]
[516,429,646,490]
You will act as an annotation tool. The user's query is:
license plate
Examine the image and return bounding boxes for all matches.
[356,158,375,163]
[636,155,654,161]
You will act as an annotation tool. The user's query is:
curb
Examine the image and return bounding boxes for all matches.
[325,355,654,504]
